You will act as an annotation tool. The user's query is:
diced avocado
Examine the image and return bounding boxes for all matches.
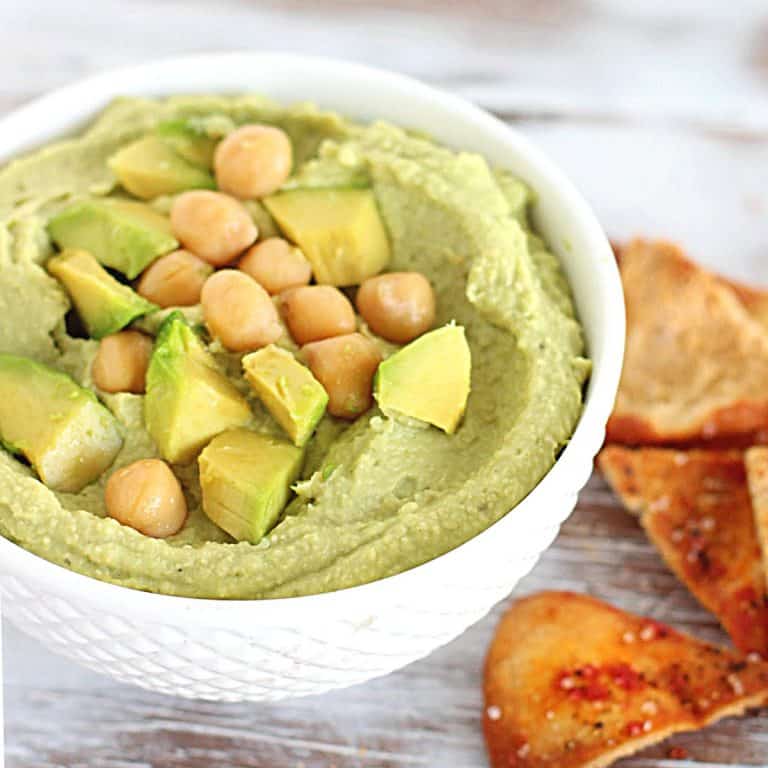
[242,345,328,447]
[47,249,157,339]
[0,354,122,492]
[48,199,178,279]
[199,429,303,543]
[155,119,222,169]
[144,313,252,464]
[375,325,471,434]
[108,136,215,199]
[263,188,390,286]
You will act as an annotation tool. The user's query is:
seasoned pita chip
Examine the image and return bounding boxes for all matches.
[609,239,768,446]
[599,446,768,656]
[746,447,768,589]
[484,591,768,768]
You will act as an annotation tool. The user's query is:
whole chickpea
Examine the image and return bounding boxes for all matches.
[281,285,356,346]
[239,237,312,295]
[356,272,436,343]
[92,330,153,394]
[201,270,283,352]
[214,124,293,199]
[170,190,257,266]
[136,249,213,307]
[302,333,382,420]
[105,458,188,538]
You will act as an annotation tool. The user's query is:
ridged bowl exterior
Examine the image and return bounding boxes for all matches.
[0,53,623,702]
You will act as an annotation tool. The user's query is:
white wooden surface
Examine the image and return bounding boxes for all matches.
[2,1,768,765]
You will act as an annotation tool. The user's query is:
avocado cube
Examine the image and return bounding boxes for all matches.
[242,345,328,447]
[0,354,122,492]
[375,325,471,434]
[263,188,390,286]
[48,199,178,279]
[144,313,252,464]
[155,119,221,169]
[199,429,303,543]
[47,249,158,339]
[108,136,216,199]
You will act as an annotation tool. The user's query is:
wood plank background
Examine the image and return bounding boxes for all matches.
[2,1,768,765]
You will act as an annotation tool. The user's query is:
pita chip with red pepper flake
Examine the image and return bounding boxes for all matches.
[608,239,768,447]
[599,446,768,657]
[746,447,768,587]
[483,591,768,768]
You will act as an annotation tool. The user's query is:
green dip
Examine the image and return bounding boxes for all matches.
[0,95,589,598]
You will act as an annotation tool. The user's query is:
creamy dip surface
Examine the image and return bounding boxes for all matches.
[0,96,589,598]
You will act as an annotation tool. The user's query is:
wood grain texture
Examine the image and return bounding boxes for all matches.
[3,1,768,766]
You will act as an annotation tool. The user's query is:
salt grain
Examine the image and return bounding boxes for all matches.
[622,631,636,644]
[640,700,658,716]
[728,674,745,696]
[517,743,531,758]
[486,705,502,721]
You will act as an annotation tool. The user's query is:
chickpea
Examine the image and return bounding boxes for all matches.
[239,237,312,295]
[303,333,382,420]
[170,190,257,266]
[214,124,293,199]
[136,249,213,307]
[92,330,153,394]
[356,272,436,344]
[201,270,282,352]
[281,286,356,346]
[105,458,188,538]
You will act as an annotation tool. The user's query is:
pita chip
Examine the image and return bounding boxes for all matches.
[484,591,768,768]
[599,446,768,656]
[608,239,768,446]
[746,446,768,590]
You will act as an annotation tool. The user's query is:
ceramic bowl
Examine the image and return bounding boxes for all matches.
[0,53,623,702]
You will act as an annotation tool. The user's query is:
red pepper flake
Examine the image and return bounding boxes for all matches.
[606,663,645,692]
[554,668,610,701]
[625,720,644,737]
[578,681,610,702]
[667,746,689,760]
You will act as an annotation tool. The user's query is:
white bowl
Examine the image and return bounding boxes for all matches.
[0,53,623,702]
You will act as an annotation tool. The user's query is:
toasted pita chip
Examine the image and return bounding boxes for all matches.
[608,239,768,446]
[746,447,768,590]
[484,591,768,768]
[599,446,768,656]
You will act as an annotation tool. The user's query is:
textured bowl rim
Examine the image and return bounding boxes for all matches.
[0,52,624,622]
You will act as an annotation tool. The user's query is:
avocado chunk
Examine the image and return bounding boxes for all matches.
[155,119,223,169]
[242,345,328,447]
[0,354,122,492]
[144,313,252,464]
[375,325,471,434]
[47,249,158,339]
[48,199,178,279]
[108,136,216,199]
[198,429,303,543]
[263,188,390,286]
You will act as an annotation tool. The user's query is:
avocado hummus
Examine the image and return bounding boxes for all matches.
[0,95,589,599]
